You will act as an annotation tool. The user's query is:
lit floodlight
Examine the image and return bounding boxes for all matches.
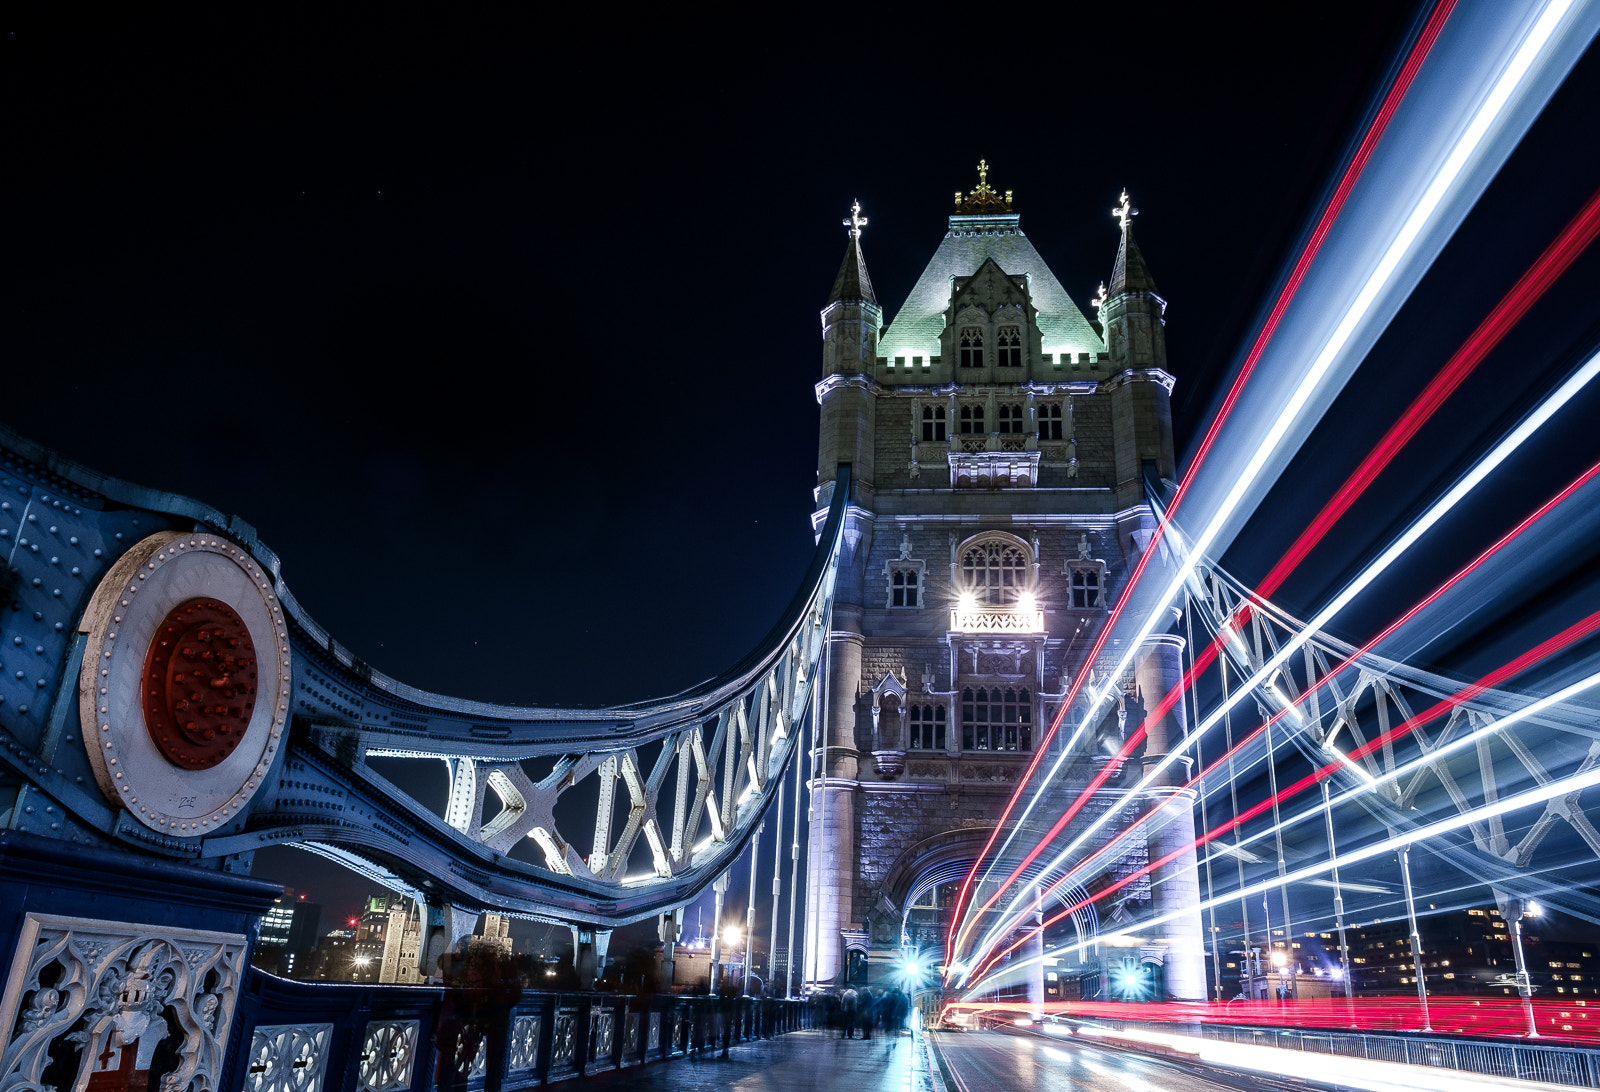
[1527,901,1542,917]
[721,924,743,948]
[958,592,976,612]
[1270,950,1287,968]
[1018,592,1037,614]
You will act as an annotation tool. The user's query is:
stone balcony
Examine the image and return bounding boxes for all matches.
[949,605,1045,633]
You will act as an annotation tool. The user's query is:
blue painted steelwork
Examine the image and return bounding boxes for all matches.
[0,422,849,927]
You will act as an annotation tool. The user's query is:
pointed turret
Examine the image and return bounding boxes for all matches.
[828,201,877,304]
[818,200,884,493]
[1102,190,1167,372]
[1109,206,1159,297]
[1099,190,1177,499]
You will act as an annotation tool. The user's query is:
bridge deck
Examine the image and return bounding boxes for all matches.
[551,1025,1585,1092]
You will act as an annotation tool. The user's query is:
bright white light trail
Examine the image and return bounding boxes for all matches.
[989,725,1600,981]
[957,342,1600,982]
[950,0,1587,964]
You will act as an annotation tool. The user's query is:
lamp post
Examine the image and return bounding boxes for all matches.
[722,924,746,993]
[1269,949,1289,1003]
[1510,899,1541,1039]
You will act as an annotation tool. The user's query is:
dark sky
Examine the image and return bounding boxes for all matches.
[8,5,1600,937]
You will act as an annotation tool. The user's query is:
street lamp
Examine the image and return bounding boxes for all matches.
[1269,949,1289,1002]
[1510,899,1541,1039]
[721,924,745,991]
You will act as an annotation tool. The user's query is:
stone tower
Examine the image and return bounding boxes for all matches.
[805,167,1205,1002]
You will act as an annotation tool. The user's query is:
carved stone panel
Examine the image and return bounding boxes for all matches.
[356,1020,418,1092]
[508,1014,540,1073]
[0,913,247,1092]
[247,1023,332,1092]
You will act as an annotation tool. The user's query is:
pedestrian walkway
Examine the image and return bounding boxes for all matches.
[554,1028,936,1092]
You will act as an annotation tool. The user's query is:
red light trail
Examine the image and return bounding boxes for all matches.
[944,0,1460,965]
[941,997,1600,1046]
[967,601,1600,987]
[958,448,1600,985]
[951,181,1600,976]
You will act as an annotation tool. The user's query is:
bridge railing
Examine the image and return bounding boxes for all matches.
[1196,1023,1600,1088]
[236,969,815,1092]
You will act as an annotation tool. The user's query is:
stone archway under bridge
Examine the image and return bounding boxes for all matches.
[863,827,1113,1002]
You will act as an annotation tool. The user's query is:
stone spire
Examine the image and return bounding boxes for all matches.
[1101,190,1168,374]
[1108,190,1158,296]
[827,200,877,304]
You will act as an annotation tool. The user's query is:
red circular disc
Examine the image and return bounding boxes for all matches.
[141,597,258,770]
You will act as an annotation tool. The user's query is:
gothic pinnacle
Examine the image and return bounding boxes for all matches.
[844,199,867,239]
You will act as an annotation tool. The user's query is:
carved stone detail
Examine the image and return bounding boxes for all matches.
[508,1014,540,1072]
[356,1020,417,1092]
[0,914,247,1092]
[247,1023,332,1092]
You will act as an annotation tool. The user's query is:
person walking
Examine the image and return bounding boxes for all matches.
[839,987,858,1038]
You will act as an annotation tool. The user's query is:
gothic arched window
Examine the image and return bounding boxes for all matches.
[959,405,986,435]
[997,403,1025,434]
[909,704,946,750]
[961,687,1032,751]
[961,540,1028,604]
[1072,566,1101,608]
[922,405,947,442]
[997,326,1022,367]
[959,328,984,368]
[1038,402,1064,440]
[891,568,919,607]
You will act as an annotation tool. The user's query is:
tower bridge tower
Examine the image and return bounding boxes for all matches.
[806,167,1204,1001]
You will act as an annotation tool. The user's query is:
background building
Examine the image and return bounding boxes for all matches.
[252,888,323,977]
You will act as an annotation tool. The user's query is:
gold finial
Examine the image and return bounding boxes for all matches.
[954,159,1014,214]
[843,200,868,239]
[1113,189,1138,230]
[1092,282,1108,315]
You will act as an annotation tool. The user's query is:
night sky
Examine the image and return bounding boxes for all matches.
[7,5,1600,946]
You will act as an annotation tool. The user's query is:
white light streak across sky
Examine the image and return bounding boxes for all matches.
[955,0,1598,943]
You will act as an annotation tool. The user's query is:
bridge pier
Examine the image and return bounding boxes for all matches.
[423,902,480,980]
[806,609,864,988]
[1136,633,1206,1002]
[571,926,611,991]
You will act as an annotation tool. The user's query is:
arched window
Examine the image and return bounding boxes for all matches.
[1038,402,1064,440]
[997,326,1022,367]
[891,568,919,607]
[961,687,1032,751]
[1071,566,1101,608]
[997,403,1025,434]
[959,405,985,435]
[909,704,946,750]
[921,405,947,442]
[959,328,984,368]
[961,540,1028,604]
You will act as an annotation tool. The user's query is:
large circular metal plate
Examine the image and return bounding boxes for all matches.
[78,531,292,836]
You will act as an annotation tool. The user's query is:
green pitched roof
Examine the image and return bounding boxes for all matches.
[878,217,1104,360]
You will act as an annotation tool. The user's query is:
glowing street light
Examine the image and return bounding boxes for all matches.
[1511,899,1542,1038]
[1269,949,1289,1002]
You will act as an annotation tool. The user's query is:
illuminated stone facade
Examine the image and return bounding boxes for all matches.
[806,173,1204,1001]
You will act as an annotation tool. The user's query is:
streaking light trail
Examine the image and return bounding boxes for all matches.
[956,343,1600,983]
[941,2,1464,959]
[948,0,1589,966]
